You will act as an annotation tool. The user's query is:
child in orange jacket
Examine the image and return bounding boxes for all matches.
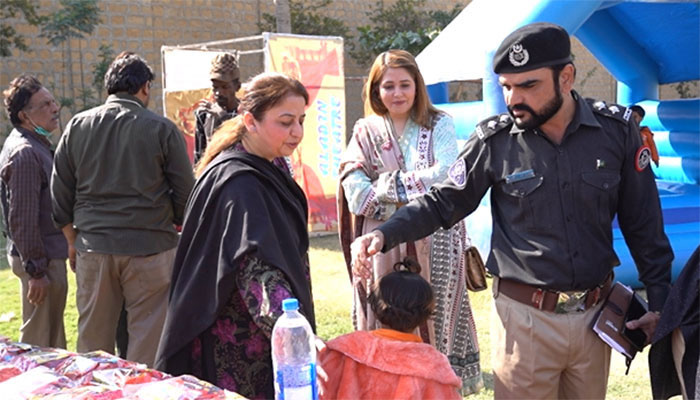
[317,258,462,399]
[630,105,660,166]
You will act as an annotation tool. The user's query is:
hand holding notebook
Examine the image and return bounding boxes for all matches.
[591,282,650,373]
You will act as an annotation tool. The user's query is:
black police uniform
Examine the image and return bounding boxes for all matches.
[367,21,673,398]
[377,90,673,311]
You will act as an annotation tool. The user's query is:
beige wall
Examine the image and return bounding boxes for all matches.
[1,0,695,138]
[571,37,617,101]
[1,0,276,135]
[0,0,463,136]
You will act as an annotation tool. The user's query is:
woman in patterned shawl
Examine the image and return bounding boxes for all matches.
[155,73,313,399]
[338,49,483,395]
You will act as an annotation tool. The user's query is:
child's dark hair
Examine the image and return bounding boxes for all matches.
[368,257,435,333]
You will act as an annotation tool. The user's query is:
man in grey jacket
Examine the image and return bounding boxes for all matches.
[51,53,194,367]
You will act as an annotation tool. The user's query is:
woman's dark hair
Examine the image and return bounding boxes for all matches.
[3,74,43,126]
[195,72,309,177]
[368,257,435,333]
[104,53,154,95]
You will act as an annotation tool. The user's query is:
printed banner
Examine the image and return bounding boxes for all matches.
[163,88,212,163]
[161,36,346,233]
[265,33,346,233]
[161,48,225,165]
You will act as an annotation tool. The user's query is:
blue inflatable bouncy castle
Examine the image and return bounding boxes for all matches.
[418,0,700,287]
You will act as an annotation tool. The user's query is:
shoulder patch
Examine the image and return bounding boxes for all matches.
[635,145,652,172]
[448,158,467,188]
[474,113,512,141]
[587,98,630,124]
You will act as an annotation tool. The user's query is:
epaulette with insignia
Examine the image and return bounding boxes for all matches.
[474,113,513,141]
[587,98,632,123]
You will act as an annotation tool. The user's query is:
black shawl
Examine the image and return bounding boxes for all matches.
[649,246,699,399]
[155,148,314,375]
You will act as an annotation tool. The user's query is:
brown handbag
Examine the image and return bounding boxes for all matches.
[465,246,488,292]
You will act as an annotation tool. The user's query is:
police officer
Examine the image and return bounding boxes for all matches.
[351,22,673,399]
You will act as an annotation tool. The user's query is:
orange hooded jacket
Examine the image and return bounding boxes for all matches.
[317,330,462,400]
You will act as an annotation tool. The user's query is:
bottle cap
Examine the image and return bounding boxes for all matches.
[282,298,299,312]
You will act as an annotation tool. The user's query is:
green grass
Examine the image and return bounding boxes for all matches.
[308,234,354,340]
[308,234,660,400]
[0,259,79,351]
[0,236,668,398]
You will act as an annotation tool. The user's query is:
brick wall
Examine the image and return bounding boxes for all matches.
[1,0,272,135]
[1,0,695,138]
[299,0,467,138]
[571,37,617,101]
[0,0,463,137]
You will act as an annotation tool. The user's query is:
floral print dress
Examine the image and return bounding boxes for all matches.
[188,255,309,399]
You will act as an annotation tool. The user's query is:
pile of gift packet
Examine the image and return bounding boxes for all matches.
[0,338,246,399]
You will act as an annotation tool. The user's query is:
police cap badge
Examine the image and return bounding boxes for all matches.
[493,22,573,74]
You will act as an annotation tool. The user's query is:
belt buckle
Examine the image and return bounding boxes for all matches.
[531,288,555,310]
[531,288,545,310]
[555,290,587,314]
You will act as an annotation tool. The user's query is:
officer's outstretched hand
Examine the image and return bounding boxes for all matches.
[625,311,660,346]
[350,230,384,281]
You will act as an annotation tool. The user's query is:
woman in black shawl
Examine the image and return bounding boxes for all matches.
[155,73,314,399]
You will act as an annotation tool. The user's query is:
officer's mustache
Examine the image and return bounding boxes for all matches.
[508,104,536,115]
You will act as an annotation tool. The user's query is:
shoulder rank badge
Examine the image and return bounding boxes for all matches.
[635,145,652,172]
[623,108,632,121]
[476,125,485,140]
[448,158,467,188]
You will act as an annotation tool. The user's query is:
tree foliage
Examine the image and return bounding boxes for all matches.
[350,0,463,66]
[673,80,699,99]
[92,44,114,101]
[259,0,352,39]
[0,0,45,57]
[39,0,102,113]
[40,0,101,45]
[258,0,462,68]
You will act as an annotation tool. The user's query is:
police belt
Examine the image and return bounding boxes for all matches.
[496,274,613,314]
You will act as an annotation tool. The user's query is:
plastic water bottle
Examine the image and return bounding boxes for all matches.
[271,298,317,400]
